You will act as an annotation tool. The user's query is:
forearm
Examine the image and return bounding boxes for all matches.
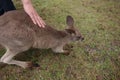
[21,0,32,6]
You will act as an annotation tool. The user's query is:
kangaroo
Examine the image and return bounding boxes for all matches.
[0,10,84,68]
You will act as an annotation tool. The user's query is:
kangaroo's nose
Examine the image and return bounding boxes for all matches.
[81,37,84,41]
[76,36,81,40]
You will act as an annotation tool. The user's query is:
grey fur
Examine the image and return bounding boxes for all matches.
[0,10,84,68]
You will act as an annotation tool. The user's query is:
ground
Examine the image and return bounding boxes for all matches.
[0,0,120,80]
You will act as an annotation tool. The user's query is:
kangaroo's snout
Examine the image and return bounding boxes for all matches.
[81,37,84,41]
[73,36,84,41]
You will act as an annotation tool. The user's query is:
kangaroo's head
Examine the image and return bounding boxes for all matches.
[65,15,84,42]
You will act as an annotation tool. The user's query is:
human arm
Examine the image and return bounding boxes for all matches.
[21,0,46,27]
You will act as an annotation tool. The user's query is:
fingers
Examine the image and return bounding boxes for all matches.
[29,13,37,25]
[22,0,45,28]
[30,12,46,28]
[36,15,46,28]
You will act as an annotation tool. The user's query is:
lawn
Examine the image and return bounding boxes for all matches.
[0,0,120,80]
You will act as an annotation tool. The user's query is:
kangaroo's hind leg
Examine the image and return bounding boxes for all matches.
[0,48,29,68]
[0,46,36,69]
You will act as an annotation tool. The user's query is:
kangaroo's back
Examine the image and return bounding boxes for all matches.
[0,10,67,37]
[0,10,68,49]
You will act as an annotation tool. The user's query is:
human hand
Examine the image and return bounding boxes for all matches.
[22,0,46,28]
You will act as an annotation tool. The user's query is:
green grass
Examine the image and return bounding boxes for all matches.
[0,0,120,80]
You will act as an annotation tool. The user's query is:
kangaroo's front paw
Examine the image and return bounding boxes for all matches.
[63,44,73,51]
[63,50,71,56]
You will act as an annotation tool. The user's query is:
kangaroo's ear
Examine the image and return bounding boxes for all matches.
[66,15,74,28]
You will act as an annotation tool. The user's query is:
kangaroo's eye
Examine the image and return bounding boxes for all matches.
[65,29,76,34]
